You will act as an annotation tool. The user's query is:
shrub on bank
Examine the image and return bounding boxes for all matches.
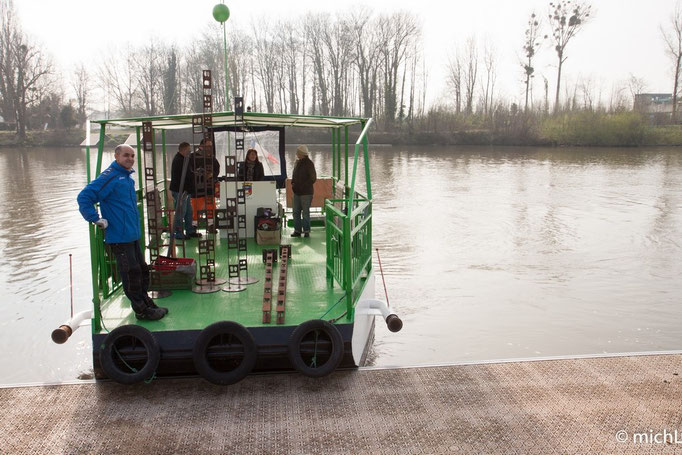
[644,126,682,146]
[539,111,648,146]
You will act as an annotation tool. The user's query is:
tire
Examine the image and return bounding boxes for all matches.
[99,325,160,385]
[192,321,257,385]
[288,319,344,378]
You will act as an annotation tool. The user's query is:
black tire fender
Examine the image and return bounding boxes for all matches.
[192,321,257,385]
[99,325,160,385]
[288,319,344,378]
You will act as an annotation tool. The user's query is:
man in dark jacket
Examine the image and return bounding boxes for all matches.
[77,144,167,321]
[291,145,317,237]
[191,138,220,198]
[169,142,199,239]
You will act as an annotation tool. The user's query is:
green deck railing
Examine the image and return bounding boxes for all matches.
[325,118,373,319]
[325,193,372,314]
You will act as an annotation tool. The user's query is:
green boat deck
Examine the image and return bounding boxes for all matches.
[96,225,351,335]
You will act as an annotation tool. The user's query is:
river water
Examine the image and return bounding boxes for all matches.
[1,145,681,387]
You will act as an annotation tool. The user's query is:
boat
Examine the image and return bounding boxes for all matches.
[52,73,402,385]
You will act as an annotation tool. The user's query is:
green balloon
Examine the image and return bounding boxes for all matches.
[212,4,230,23]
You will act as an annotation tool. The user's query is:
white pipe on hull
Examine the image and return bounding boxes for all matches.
[51,310,93,344]
[356,299,403,332]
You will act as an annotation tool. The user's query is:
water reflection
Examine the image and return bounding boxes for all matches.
[1,145,682,385]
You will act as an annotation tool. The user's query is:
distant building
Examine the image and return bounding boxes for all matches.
[634,93,675,125]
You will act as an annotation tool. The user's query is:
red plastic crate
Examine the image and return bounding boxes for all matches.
[153,256,195,271]
[150,256,196,290]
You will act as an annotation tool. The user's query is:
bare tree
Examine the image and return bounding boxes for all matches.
[253,23,279,113]
[277,20,303,114]
[136,41,161,116]
[349,8,382,118]
[305,13,331,115]
[548,0,592,113]
[407,47,420,123]
[71,63,89,124]
[661,2,682,120]
[160,45,179,114]
[300,24,309,115]
[579,76,594,110]
[543,75,550,114]
[181,27,225,113]
[608,82,628,112]
[180,41,203,113]
[0,0,53,139]
[627,74,647,110]
[462,37,478,115]
[481,40,497,117]
[97,45,139,116]
[377,11,419,127]
[321,14,354,116]
[522,12,544,112]
[446,53,463,113]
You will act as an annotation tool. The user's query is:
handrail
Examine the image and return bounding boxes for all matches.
[325,192,372,319]
[348,118,373,217]
[355,118,374,146]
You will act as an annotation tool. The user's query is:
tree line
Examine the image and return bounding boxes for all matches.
[90,8,424,129]
[2,0,682,143]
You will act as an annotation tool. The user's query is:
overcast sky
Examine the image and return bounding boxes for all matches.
[13,0,681,107]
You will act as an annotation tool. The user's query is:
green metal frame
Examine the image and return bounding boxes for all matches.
[86,112,373,329]
[90,111,366,131]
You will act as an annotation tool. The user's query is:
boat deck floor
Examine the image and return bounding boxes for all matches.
[2,353,680,454]
[98,225,350,334]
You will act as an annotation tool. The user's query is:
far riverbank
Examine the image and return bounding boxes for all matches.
[3,111,682,148]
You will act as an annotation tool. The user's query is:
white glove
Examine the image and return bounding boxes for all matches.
[95,218,108,229]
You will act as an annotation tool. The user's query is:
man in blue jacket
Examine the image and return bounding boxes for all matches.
[77,144,167,321]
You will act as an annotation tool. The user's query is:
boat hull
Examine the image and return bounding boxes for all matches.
[92,273,378,381]
[93,322,374,379]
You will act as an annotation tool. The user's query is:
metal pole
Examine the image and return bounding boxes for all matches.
[223,21,230,111]
[85,120,91,182]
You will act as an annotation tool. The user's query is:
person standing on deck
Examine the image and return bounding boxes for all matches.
[291,145,316,238]
[191,138,221,198]
[170,141,200,239]
[191,138,221,231]
[237,148,265,181]
[77,144,167,321]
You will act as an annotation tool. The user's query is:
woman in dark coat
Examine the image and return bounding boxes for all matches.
[291,145,316,237]
[237,148,265,181]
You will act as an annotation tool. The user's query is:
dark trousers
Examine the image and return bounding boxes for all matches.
[110,240,149,313]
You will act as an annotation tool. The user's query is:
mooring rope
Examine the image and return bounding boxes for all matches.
[375,248,391,307]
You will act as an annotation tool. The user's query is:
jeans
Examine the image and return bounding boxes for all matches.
[293,194,313,233]
[171,190,196,236]
[110,240,150,314]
